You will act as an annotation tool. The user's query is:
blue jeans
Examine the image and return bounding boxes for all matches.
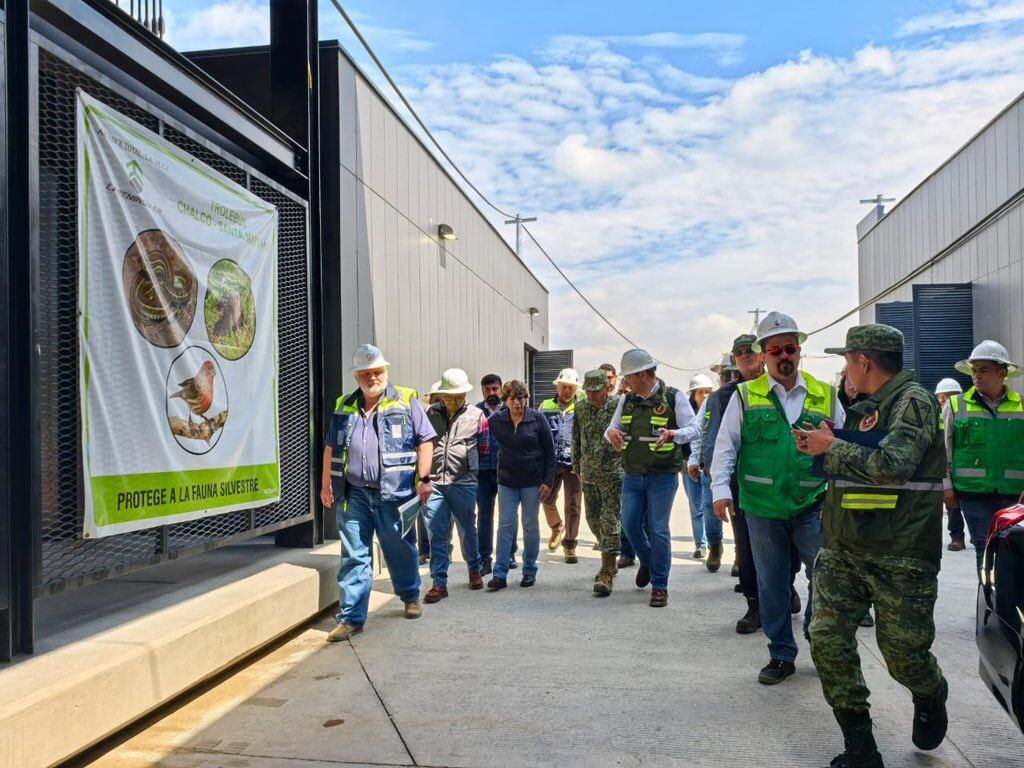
[494,485,541,580]
[620,472,678,590]
[745,504,822,663]
[683,470,721,548]
[423,484,482,586]
[477,469,516,563]
[336,485,422,626]
[960,492,1018,571]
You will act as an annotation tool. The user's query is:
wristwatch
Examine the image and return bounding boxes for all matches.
[418,475,431,484]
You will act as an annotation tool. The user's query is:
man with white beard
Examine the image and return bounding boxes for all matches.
[320,344,437,641]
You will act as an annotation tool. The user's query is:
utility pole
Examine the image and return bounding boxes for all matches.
[504,214,537,258]
[748,308,767,332]
[860,194,895,215]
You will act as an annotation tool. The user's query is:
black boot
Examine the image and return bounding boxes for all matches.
[736,598,762,634]
[912,677,948,751]
[829,711,884,767]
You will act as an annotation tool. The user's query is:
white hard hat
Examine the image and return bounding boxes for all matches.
[710,353,737,374]
[553,368,581,387]
[620,348,657,377]
[431,368,473,395]
[351,344,389,372]
[954,340,1020,378]
[752,311,806,352]
[688,373,714,393]
[934,378,963,396]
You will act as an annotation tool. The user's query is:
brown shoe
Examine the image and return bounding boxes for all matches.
[548,527,562,551]
[424,585,448,603]
[706,542,723,572]
[404,600,423,619]
[650,589,668,607]
[947,539,966,552]
[593,552,615,596]
[468,571,484,590]
[326,622,363,642]
[564,545,578,564]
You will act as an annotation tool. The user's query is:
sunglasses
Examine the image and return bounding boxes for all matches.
[766,343,799,357]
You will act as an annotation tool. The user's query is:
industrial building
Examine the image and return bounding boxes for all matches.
[856,90,1024,391]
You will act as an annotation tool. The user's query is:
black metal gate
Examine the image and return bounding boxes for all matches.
[30,41,314,597]
[529,349,574,406]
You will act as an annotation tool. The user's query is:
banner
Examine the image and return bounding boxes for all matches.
[77,91,280,538]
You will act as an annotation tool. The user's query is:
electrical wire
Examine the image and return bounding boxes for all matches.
[328,1,716,373]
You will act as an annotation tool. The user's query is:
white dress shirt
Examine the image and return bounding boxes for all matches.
[687,399,709,468]
[604,380,698,444]
[710,374,845,503]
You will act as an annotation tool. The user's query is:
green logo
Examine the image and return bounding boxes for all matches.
[127,159,144,190]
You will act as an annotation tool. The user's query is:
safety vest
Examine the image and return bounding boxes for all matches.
[737,372,835,519]
[540,397,576,466]
[950,386,1024,495]
[620,380,684,474]
[330,384,420,502]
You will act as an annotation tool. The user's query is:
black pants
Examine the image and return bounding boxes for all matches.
[945,504,965,541]
[730,480,799,601]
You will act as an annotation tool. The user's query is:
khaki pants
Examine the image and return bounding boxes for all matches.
[542,463,582,546]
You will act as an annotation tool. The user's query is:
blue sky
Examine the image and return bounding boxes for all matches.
[164,1,1024,383]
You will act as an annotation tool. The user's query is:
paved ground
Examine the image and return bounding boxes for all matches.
[79,498,1023,768]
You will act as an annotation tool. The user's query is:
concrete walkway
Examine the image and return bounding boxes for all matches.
[80,499,1023,768]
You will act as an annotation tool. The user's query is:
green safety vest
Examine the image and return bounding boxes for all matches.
[737,372,836,519]
[950,386,1024,495]
[620,380,684,474]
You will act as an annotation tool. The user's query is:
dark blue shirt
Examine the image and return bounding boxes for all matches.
[488,407,556,489]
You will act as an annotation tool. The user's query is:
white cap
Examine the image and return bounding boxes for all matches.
[934,378,963,396]
[688,373,714,393]
[553,368,581,387]
[620,348,657,377]
[752,311,806,352]
[351,344,389,372]
[954,340,1020,378]
[431,368,473,395]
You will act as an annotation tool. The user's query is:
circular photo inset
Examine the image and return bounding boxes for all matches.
[205,259,256,361]
[165,346,228,455]
[122,230,198,348]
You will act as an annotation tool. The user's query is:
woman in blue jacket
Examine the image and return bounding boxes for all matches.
[486,380,556,590]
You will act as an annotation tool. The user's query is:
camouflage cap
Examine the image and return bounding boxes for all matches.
[824,324,904,355]
[731,334,757,353]
[583,369,609,392]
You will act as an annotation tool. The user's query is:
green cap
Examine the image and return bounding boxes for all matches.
[583,369,609,392]
[731,334,756,354]
[824,324,904,355]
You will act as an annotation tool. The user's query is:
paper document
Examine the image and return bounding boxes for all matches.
[398,496,421,538]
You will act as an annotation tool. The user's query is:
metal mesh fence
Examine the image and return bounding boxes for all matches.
[35,47,312,595]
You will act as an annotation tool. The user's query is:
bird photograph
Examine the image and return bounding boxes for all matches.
[167,356,228,450]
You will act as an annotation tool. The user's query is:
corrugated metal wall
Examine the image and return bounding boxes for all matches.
[857,92,1024,389]
[329,49,549,398]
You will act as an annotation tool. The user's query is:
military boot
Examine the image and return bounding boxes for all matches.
[594,552,615,596]
[912,677,948,751]
[706,542,723,572]
[564,544,578,564]
[829,711,884,768]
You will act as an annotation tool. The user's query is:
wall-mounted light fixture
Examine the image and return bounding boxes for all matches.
[528,307,540,317]
[438,223,458,241]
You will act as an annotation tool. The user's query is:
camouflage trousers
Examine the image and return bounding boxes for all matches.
[582,479,622,554]
[810,547,944,716]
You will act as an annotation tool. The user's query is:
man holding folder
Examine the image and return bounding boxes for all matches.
[797,324,948,768]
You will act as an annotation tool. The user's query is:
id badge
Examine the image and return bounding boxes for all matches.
[391,423,403,439]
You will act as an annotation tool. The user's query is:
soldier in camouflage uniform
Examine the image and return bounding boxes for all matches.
[572,369,624,595]
[796,325,948,768]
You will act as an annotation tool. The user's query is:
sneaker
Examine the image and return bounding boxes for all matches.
[423,585,448,603]
[487,577,507,591]
[404,601,423,619]
[635,564,651,588]
[418,554,429,566]
[326,622,363,643]
[947,539,966,552]
[564,545,578,564]
[650,588,668,607]
[481,559,493,576]
[758,658,796,685]
[520,575,536,588]
[693,547,706,559]
[706,542,723,572]
[548,527,562,551]
[617,555,635,568]
[731,562,740,578]
[790,588,802,615]
[912,677,948,750]
[736,599,762,634]
[469,571,484,590]
[508,555,519,570]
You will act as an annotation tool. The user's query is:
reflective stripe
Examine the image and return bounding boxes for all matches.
[1005,470,1024,480]
[841,493,898,510]
[383,465,413,473]
[331,456,344,464]
[799,480,822,488]
[954,467,986,478]
[382,451,418,463]
[841,501,897,510]
[621,415,633,424]
[330,470,346,478]
[833,479,944,492]
[650,416,670,426]
[743,474,774,485]
[649,444,674,453]
[625,436,658,442]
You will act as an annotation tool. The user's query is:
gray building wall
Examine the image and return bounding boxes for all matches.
[327,45,549,399]
[857,91,1024,384]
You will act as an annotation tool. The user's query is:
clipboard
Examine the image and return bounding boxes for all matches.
[398,496,421,538]
[810,428,885,480]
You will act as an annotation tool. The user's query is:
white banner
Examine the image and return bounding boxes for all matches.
[77,91,280,538]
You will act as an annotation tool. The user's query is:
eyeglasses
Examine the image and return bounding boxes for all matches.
[766,343,799,357]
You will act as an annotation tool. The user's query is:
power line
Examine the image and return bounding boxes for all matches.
[328,1,715,373]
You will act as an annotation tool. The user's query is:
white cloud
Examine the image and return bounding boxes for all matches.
[165,1,269,51]
[900,0,1024,36]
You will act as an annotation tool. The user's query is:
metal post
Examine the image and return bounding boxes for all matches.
[2,0,35,660]
[504,214,536,258]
